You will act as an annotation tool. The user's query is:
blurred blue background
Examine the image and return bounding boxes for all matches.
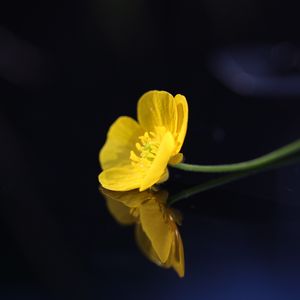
[0,0,300,299]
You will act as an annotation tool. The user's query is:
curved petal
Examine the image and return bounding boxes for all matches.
[170,230,185,278]
[140,132,175,191]
[100,188,152,208]
[139,198,173,263]
[135,223,163,266]
[105,197,136,225]
[99,165,143,191]
[168,153,184,165]
[157,168,169,184]
[174,94,188,154]
[100,116,143,170]
[137,91,178,135]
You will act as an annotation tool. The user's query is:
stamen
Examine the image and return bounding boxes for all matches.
[130,131,160,167]
[136,143,143,151]
[130,151,140,162]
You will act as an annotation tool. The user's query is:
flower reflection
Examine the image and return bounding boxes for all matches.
[100,187,185,277]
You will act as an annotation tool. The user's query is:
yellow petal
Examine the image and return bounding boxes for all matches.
[135,223,163,266]
[100,116,143,170]
[140,132,175,191]
[170,230,185,277]
[135,192,184,277]
[100,188,152,208]
[157,168,169,184]
[139,197,173,263]
[99,165,143,191]
[168,153,184,165]
[170,208,183,226]
[105,197,136,225]
[174,94,188,154]
[137,91,178,135]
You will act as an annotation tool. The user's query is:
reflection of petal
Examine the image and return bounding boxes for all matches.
[100,186,185,277]
[105,197,135,225]
[167,230,185,278]
[139,197,173,263]
[100,187,150,208]
[135,219,185,278]
[135,223,163,266]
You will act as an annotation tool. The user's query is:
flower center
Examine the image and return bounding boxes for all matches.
[130,131,160,168]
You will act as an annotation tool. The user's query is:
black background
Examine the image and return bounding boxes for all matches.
[1,1,300,299]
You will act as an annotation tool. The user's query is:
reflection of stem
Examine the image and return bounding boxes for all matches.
[172,139,300,173]
[168,154,300,206]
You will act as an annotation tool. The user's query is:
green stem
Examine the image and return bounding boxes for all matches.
[168,154,300,206]
[172,139,300,173]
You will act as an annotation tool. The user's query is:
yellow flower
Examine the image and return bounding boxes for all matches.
[100,187,185,278]
[99,90,188,191]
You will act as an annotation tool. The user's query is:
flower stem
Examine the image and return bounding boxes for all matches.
[172,139,300,173]
[168,154,300,206]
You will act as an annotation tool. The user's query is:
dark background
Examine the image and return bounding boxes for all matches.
[1,0,300,299]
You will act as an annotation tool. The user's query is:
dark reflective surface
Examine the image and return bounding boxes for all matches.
[1,0,300,299]
[99,152,300,283]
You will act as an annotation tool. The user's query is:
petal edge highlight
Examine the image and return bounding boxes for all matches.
[140,132,175,191]
[99,165,142,191]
